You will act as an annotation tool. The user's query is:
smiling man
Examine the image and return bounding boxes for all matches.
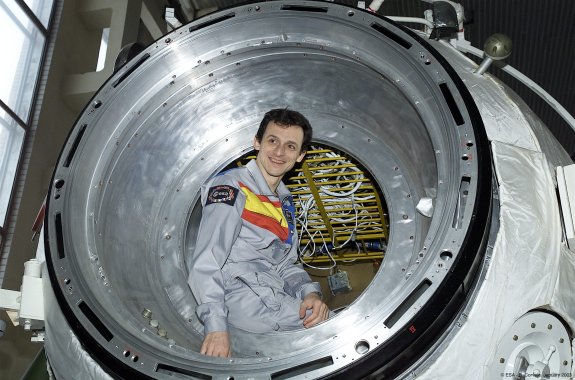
[188,109,330,357]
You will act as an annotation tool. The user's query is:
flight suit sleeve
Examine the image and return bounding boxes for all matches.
[276,231,323,300]
[187,178,245,335]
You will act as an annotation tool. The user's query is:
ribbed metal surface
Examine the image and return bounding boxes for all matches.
[185,0,575,158]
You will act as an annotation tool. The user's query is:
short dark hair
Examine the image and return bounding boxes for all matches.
[256,108,313,152]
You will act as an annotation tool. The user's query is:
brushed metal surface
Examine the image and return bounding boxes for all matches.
[45,2,490,378]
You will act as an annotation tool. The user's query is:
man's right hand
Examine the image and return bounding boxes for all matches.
[200,331,231,357]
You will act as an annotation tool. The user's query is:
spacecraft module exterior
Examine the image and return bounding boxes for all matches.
[39,1,574,379]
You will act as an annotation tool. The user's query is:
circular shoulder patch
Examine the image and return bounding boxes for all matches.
[206,185,239,206]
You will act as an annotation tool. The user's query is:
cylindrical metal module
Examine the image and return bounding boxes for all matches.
[44,1,493,378]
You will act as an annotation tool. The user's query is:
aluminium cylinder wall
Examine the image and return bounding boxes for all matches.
[44,2,492,379]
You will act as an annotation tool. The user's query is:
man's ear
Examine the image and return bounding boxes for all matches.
[296,150,306,163]
[253,136,261,151]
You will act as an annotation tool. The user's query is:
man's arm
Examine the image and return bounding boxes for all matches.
[276,242,330,327]
[188,180,244,355]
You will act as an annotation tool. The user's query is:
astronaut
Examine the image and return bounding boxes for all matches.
[188,108,331,357]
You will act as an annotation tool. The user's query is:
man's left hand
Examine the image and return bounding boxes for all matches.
[299,293,330,328]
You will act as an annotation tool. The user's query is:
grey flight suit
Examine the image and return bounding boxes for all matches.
[188,159,322,335]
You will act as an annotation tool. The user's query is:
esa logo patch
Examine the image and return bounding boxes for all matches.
[206,185,239,206]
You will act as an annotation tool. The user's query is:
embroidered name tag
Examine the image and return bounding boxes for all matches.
[206,185,239,206]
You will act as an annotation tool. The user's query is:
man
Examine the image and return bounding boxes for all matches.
[188,108,330,357]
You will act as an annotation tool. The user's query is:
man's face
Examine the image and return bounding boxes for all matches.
[254,121,306,189]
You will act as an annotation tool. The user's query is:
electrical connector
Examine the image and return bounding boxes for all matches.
[328,271,352,295]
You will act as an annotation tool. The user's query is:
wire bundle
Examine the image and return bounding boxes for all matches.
[285,147,388,270]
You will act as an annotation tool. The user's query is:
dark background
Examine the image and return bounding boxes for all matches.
[368,0,575,159]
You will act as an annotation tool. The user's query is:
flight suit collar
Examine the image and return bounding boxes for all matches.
[245,159,290,200]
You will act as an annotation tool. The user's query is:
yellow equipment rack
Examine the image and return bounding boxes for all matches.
[235,146,388,265]
[285,147,388,264]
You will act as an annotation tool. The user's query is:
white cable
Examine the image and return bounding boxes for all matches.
[320,180,363,197]
[332,195,359,250]
[300,230,337,270]
[387,16,434,29]
[295,148,385,269]
[341,242,361,263]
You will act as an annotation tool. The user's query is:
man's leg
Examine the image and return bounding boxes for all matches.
[225,275,306,332]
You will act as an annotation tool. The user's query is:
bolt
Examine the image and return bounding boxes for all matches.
[142,308,152,319]
[150,319,159,328]
[513,335,518,341]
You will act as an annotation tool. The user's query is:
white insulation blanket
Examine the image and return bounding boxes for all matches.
[418,141,575,379]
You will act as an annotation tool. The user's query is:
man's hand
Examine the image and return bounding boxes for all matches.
[299,292,330,328]
[200,331,231,357]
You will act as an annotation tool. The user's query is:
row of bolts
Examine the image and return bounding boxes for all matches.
[142,308,168,338]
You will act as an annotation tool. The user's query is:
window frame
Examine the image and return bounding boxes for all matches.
[0,0,56,254]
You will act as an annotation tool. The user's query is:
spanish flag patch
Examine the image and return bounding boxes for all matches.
[239,182,289,241]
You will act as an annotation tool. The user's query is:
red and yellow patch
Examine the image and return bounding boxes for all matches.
[239,182,288,241]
